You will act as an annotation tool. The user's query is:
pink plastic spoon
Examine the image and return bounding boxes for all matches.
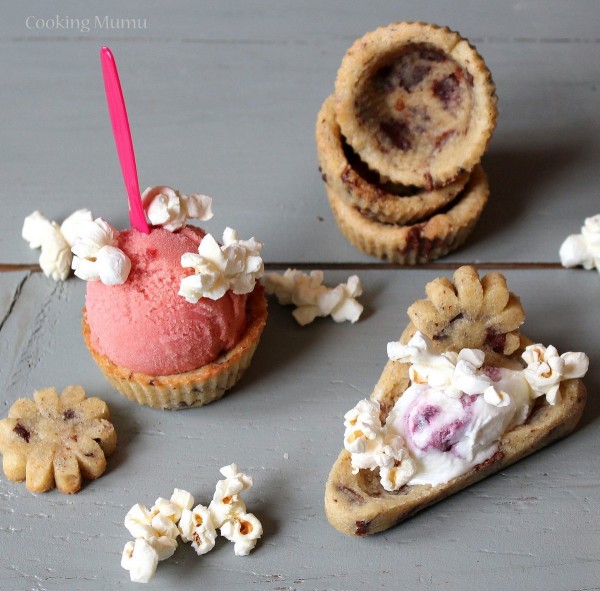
[100,46,150,233]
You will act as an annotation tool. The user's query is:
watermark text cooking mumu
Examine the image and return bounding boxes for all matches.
[25,16,148,33]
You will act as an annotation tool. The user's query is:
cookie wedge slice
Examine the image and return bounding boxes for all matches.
[325,267,588,536]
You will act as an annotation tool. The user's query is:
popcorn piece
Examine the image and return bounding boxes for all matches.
[122,539,159,584]
[208,464,262,555]
[483,386,511,407]
[262,269,363,326]
[379,445,417,492]
[208,463,253,527]
[59,209,95,246]
[71,218,131,285]
[142,186,213,232]
[153,488,195,524]
[522,344,589,405]
[0,385,116,494]
[124,504,157,540]
[559,214,600,272]
[178,504,217,555]
[22,209,93,281]
[343,399,382,455]
[179,227,263,302]
[220,510,263,556]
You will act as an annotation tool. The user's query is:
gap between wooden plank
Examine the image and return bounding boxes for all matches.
[0,262,563,273]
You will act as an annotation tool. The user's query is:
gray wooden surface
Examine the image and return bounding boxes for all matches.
[1,2,599,590]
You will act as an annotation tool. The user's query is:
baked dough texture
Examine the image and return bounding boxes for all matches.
[0,385,117,494]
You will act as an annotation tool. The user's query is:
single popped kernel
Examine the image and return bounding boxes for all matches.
[208,463,253,527]
[178,504,217,555]
[559,214,600,272]
[153,488,195,523]
[142,186,213,232]
[407,266,525,355]
[220,510,263,556]
[125,503,180,548]
[0,385,117,494]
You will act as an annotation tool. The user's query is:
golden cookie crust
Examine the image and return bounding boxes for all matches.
[334,21,498,188]
[0,385,117,494]
[407,265,525,356]
[83,286,268,410]
[326,164,489,264]
[316,95,469,225]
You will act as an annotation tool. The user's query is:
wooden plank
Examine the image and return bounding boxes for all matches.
[0,267,598,590]
[1,2,599,265]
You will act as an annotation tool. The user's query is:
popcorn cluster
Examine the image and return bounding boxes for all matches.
[262,269,363,325]
[71,218,131,285]
[121,464,262,584]
[343,333,589,493]
[560,214,600,273]
[22,209,93,281]
[388,332,510,406]
[142,185,213,231]
[343,399,415,491]
[522,344,589,405]
[179,228,264,302]
[388,332,588,407]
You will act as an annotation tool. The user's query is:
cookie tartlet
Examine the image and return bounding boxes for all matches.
[75,189,267,410]
[317,95,469,225]
[325,266,588,535]
[317,22,496,263]
[334,21,498,188]
[325,165,488,264]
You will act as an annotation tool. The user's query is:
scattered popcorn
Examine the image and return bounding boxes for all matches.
[522,344,589,405]
[142,186,213,232]
[22,209,93,281]
[121,467,262,584]
[559,214,600,272]
[262,269,363,325]
[71,218,131,285]
[179,227,264,302]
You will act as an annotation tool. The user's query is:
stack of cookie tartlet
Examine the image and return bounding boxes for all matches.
[316,22,498,264]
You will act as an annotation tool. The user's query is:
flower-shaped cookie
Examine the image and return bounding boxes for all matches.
[407,266,525,355]
[0,385,117,493]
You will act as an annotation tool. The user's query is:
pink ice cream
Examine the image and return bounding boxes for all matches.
[85,226,249,376]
